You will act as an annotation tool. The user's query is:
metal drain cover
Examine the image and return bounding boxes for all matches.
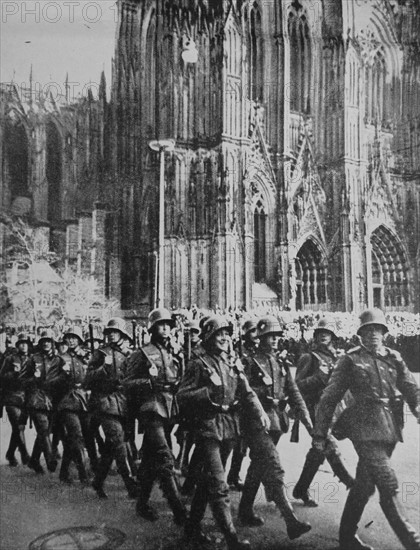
[29,526,126,550]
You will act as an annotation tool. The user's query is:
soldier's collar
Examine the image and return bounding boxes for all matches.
[361,344,387,357]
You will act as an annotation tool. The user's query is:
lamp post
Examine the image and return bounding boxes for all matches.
[148,139,175,308]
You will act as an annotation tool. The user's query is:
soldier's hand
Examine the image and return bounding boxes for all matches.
[312,436,326,452]
[261,410,271,431]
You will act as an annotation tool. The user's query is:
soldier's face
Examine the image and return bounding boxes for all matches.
[65,336,79,349]
[154,322,172,339]
[247,328,259,344]
[212,329,230,354]
[17,342,28,354]
[107,330,122,344]
[359,325,385,350]
[262,334,279,350]
[41,339,53,352]
[316,330,332,346]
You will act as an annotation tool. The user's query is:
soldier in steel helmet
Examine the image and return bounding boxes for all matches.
[57,326,97,484]
[0,332,32,466]
[122,308,187,526]
[26,329,65,474]
[293,318,354,506]
[237,315,312,540]
[177,315,271,550]
[86,317,137,499]
[227,318,259,491]
[314,308,420,550]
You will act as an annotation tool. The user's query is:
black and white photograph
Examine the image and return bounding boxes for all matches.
[0,1,419,549]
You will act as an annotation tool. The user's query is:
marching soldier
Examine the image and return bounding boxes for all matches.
[227,319,259,491]
[314,309,420,550]
[0,332,31,466]
[238,316,312,540]
[57,326,97,484]
[122,308,187,526]
[86,318,137,499]
[26,329,64,474]
[178,315,271,550]
[293,318,354,506]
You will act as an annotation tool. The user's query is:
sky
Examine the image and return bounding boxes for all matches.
[0,1,118,100]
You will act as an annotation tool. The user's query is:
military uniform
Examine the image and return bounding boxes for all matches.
[178,317,266,549]
[238,336,312,539]
[0,346,31,465]
[293,342,354,504]
[86,336,136,498]
[315,344,420,550]
[122,335,186,524]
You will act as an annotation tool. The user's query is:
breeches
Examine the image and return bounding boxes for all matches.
[353,441,399,499]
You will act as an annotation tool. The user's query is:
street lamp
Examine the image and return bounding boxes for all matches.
[148,139,175,308]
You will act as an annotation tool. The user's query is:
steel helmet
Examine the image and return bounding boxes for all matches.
[104,317,131,340]
[257,316,283,338]
[186,319,201,334]
[16,332,31,346]
[357,308,388,335]
[64,325,84,343]
[242,319,258,335]
[38,328,55,344]
[314,318,337,339]
[148,308,175,332]
[202,316,233,343]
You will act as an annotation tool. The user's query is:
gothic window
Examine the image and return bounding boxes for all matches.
[365,51,386,124]
[5,116,29,201]
[145,11,156,138]
[254,200,266,282]
[288,10,312,114]
[295,240,326,310]
[249,2,263,102]
[46,121,62,222]
[371,226,409,309]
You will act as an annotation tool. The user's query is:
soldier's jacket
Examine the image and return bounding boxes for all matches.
[57,348,90,413]
[244,348,311,433]
[122,341,184,420]
[177,349,266,441]
[26,351,67,411]
[295,344,338,419]
[0,352,34,407]
[315,345,420,444]
[85,342,132,417]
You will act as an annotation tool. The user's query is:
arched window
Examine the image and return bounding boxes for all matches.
[295,240,326,310]
[249,2,263,102]
[254,200,266,282]
[288,10,312,113]
[46,121,62,222]
[145,11,156,137]
[5,116,29,201]
[365,51,386,123]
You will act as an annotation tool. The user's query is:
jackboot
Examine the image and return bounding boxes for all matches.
[327,453,355,489]
[74,446,89,485]
[39,434,57,472]
[185,481,211,545]
[59,447,73,484]
[211,497,251,549]
[136,468,159,521]
[5,432,19,466]
[161,475,187,525]
[28,438,44,474]
[380,493,420,550]
[273,484,311,540]
[92,451,114,499]
[238,477,265,527]
[339,488,373,550]
[17,428,30,465]
[293,448,323,506]
[227,443,245,491]
[115,448,138,499]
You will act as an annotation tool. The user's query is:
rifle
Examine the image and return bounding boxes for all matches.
[290,418,300,443]
[88,324,95,355]
[132,321,138,350]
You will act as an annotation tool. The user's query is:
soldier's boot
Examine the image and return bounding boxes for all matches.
[227,445,245,491]
[74,447,89,485]
[17,428,30,465]
[339,489,373,550]
[292,448,323,507]
[115,446,138,499]
[28,438,44,474]
[39,434,57,472]
[211,497,251,550]
[5,432,19,466]
[273,485,312,540]
[92,452,113,499]
[59,447,73,484]
[238,477,265,527]
[184,482,212,545]
[380,493,420,550]
[327,453,355,489]
[136,471,159,521]
[161,475,188,526]
[84,431,99,475]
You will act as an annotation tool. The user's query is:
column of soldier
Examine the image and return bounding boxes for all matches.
[1,307,419,550]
